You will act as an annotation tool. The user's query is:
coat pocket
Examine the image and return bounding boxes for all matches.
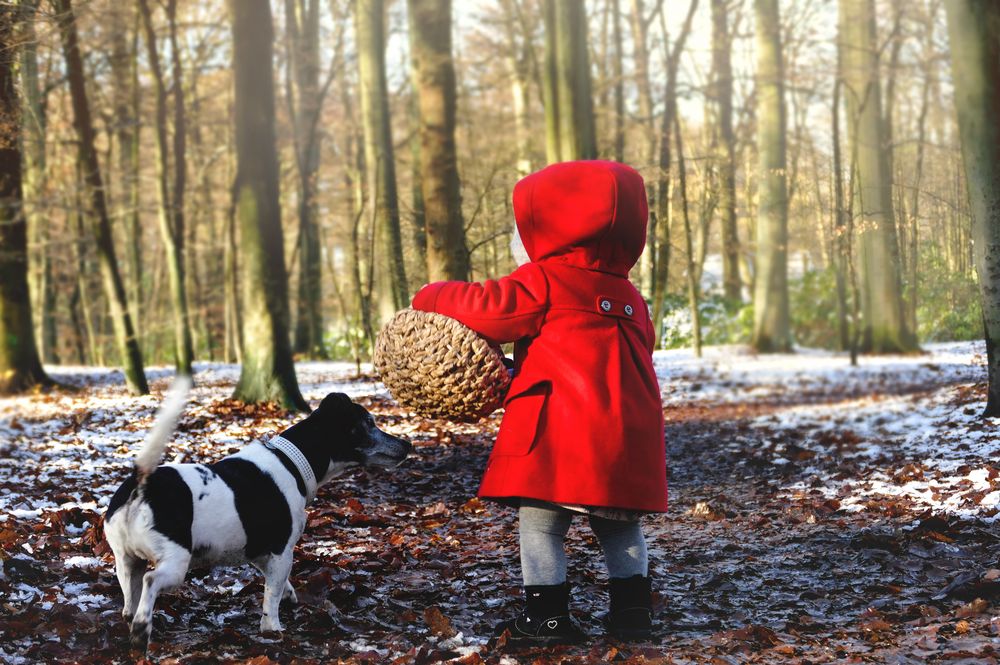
[493,380,550,457]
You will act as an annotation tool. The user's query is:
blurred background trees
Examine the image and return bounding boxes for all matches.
[0,0,994,406]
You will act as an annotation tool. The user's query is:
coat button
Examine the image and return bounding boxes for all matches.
[600,299,612,312]
[624,304,634,316]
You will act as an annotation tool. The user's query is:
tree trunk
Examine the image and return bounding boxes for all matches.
[228,0,307,410]
[838,0,915,353]
[0,7,50,393]
[711,0,741,302]
[628,0,654,165]
[499,0,533,176]
[650,0,698,344]
[751,0,791,352]
[408,0,469,282]
[675,114,700,359]
[355,0,408,321]
[611,0,624,162]
[545,0,597,162]
[17,0,57,365]
[541,0,561,164]
[139,0,195,376]
[53,0,148,393]
[109,2,142,346]
[945,1,1000,417]
[285,0,327,359]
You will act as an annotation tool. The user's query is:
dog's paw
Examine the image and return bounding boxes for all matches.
[260,616,284,633]
[129,620,150,652]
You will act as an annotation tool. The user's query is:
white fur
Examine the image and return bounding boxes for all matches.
[135,376,192,476]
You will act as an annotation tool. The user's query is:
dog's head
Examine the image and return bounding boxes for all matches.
[283,393,411,483]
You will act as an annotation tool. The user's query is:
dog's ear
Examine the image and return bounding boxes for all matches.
[317,392,354,414]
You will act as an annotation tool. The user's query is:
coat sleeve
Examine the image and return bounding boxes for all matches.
[411,263,549,345]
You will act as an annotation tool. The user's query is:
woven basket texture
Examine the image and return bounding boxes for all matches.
[375,309,511,422]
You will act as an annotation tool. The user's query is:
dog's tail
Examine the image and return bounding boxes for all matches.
[135,376,192,484]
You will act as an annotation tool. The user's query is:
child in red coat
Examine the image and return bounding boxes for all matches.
[412,161,667,643]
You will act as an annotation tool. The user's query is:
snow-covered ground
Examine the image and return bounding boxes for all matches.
[654,341,999,520]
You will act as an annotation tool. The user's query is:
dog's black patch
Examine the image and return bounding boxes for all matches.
[143,467,194,550]
[211,458,292,558]
[106,472,138,522]
[280,393,371,479]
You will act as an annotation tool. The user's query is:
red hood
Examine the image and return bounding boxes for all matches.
[512,160,648,276]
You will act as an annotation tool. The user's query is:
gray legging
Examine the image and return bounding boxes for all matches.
[519,499,648,586]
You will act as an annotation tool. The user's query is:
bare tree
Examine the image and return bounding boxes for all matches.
[408,0,469,282]
[0,5,50,393]
[946,0,1000,416]
[53,0,148,394]
[228,0,307,409]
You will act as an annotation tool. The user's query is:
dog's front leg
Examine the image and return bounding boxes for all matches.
[258,550,294,633]
[114,554,145,621]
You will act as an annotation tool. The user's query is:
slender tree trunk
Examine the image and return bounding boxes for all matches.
[285,0,327,358]
[611,0,624,162]
[838,0,915,353]
[17,0,57,365]
[228,0,307,410]
[354,0,408,321]
[110,3,142,345]
[0,7,50,393]
[945,0,1000,417]
[832,73,851,352]
[675,114,700,359]
[139,0,195,376]
[541,0,561,164]
[54,0,148,393]
[751,0,791,352]
[628,0,654,165]
[711,0,741,302]
[408,0,468,282]
[546,0,597,161]
[499,0,533,175]
[650,0,698,343]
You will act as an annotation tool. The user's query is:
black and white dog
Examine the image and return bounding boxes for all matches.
[104,379,410,652]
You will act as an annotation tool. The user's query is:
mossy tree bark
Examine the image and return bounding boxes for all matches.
[53,0,148,394]
[228,0,307,410]
[751,0,791,352]
[945,1,1000,417]
[139,0,195,376]
[354,0,408,322]
[838,0,916,353]
[407,0,468,282]
[0,6,50,394]
[285,0,327,359]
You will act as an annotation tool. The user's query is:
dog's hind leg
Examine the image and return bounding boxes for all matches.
[282,579,298,605]
[258,550,294,633]
[130,546,190,653]
[114,554,145,621]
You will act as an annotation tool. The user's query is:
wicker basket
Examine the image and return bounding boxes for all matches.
[374,309,511,422]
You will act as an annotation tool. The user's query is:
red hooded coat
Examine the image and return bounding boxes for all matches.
[412,161,667,512]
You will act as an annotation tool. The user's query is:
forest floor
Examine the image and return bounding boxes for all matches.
[1,342,999,664]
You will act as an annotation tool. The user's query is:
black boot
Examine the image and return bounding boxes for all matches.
[605,575,652,642]
[493,582,585,646]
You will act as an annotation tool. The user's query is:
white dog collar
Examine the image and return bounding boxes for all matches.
[264,435,318,501]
